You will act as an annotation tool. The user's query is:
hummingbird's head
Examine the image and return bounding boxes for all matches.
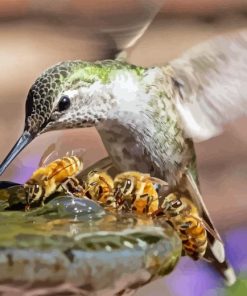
[0,60,145,174]
[24,60,120,135]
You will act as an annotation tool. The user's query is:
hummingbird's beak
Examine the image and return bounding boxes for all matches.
[0,130,34,175]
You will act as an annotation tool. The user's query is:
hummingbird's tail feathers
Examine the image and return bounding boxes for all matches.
[183,171,236,285]
[210,238,225,264]
[224,265,237,286]
[204,247,237,286]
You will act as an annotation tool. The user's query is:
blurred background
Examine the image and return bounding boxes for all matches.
[0,0,247,295]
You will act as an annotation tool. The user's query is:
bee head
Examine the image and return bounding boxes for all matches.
[24,183,43,206]
[162,193,182,213]
[115,178,134,196]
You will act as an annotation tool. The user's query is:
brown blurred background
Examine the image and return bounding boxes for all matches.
[0,1,247,295]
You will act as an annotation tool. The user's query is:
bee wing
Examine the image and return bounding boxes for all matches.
[39,141,85,168]
[198,217,223,244]
[77,156,116,180]
[149,176,168,187]
[148,176,170,196]
[39,143,59,167]
[67,148,86,159]
[170,30,247,142]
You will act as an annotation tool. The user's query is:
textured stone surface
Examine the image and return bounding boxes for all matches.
[0,198,181,295]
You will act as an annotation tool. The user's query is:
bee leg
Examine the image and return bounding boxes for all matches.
[25,204,30,211]
[60,177,87,198]
[55,181,73,196]
[60,184,75,197]
[40,200,45,207]
[150,208,164,217]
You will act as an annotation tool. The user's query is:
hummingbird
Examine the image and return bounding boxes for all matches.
[0,29,245,285]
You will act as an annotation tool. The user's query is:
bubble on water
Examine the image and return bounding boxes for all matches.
[47,196,105,218]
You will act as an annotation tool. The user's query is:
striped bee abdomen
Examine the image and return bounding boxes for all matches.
[159,193,208,260]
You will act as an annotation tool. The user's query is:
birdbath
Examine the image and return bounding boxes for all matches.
[0,195,181,296]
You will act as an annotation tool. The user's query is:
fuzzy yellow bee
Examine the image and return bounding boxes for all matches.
[112,171,160,215]
[157,192,221,260]
[82,169,220,261]
[82,169,114,204]
[81,170,163,214]
[24,151,84,207]
[23,160,220,262]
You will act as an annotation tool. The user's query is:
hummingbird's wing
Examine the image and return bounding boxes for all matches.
[97,0,165,60]
[170,30,247,142]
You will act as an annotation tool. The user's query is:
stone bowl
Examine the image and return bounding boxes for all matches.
[0,195,182,296]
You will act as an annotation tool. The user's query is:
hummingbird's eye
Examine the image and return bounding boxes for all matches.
[58,96,71,111]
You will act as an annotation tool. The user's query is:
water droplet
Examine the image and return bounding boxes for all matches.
[48,196,105,218]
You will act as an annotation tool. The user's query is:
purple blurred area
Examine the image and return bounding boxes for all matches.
[136,228,247,296]
[0,1,247,295]
[166,228,247,296]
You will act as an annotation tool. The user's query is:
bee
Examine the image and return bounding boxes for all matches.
[157,192,221,260]
[82,169,220,261]
[81,170,162,213]
[24,158,219,262]
[112,171,161,215]
[82,169,114,203]
[24,150,84,208]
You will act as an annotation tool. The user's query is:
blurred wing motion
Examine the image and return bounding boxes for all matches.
[170,30,247,142]
[169,31,245,283]
[100,0,165,59]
